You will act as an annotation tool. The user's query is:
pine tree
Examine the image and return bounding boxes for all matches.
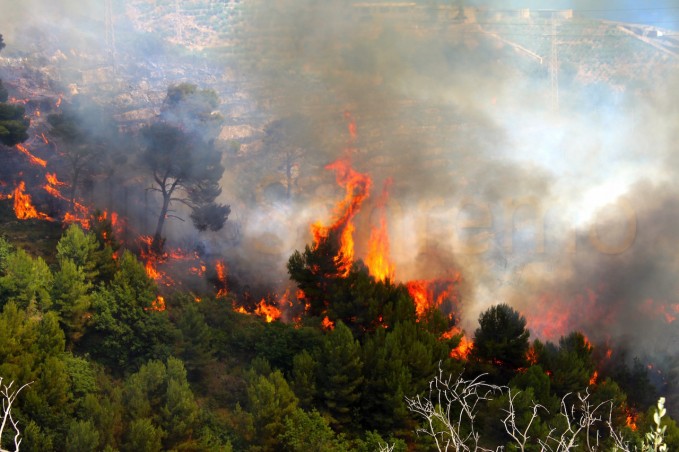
[317,322,364,430]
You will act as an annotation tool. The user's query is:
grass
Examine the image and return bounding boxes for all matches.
[0,200,64,265]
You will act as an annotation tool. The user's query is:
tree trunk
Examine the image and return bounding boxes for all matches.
[152,193,171,253]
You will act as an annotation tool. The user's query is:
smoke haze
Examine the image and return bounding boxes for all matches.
[2,0,679,385]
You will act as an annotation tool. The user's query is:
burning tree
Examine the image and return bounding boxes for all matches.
[142,83,230,253]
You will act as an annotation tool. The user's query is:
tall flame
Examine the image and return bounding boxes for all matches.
[406,280,430,317]
[311,158,371,275]
[366,179,394,282]
[13,182,51,220]
[215,260,228,298]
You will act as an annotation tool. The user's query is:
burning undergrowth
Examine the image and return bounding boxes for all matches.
[2,0,679,413]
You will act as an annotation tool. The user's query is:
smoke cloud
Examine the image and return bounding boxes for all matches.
[2,0,679,383]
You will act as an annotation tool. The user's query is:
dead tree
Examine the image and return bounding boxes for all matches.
[404,367,503,451]
[406,367,640,452]
[0,378,32,452]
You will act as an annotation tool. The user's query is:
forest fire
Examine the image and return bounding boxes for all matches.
[311,158,372,276]
[526,346,538,365]
[13,181,51,220]
[589,370,598,386]
[365,179,394,282]
[442,326,474,359]
[254,299,282,323]
[405,277,461,318]
[15,144,47,167]
[215,260,228,298]
[625,408,638,431]
[321,316,335,330]
[150,295,166,312]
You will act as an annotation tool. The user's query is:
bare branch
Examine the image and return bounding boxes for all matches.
[0,377,32,452]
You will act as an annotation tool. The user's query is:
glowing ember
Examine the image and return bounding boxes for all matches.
[215,260,228,298]
[15,144,47,167]
[321,316,335,330]
[625,408,638,431]
[13,181,51,220]
[589,370,598,386]
[366,179,395,282]
[526,346,538,365]
[254,299,282,323]
[145,259,161,280]
[311,158,372,276]
[190,263,207,277]
[63,212,90,229]
[583,335,593,352]
[150,295,166,312]
[45,172,65,187]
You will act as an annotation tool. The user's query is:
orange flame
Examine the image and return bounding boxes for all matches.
[16,144,47,167]
[589,370,598,386]
[13,182,51,220]
[145,259,161,280]
[45,172,65,187]
[406,280,430,317]
[215,260,228,298]
[150,295,166,312]
[311,158,371,276]
[366,179,394,282]
[254,299,282,323]
[443,327,474,360]
[405,277,461,318]
[63,212,90,229]
[625,407,638,431]
[526,345,538,365]
[321,316,335,330]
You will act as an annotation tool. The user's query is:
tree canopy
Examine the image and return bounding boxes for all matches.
[142,84,230,252]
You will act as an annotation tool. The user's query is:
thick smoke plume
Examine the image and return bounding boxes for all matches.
[2,0,679,384]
